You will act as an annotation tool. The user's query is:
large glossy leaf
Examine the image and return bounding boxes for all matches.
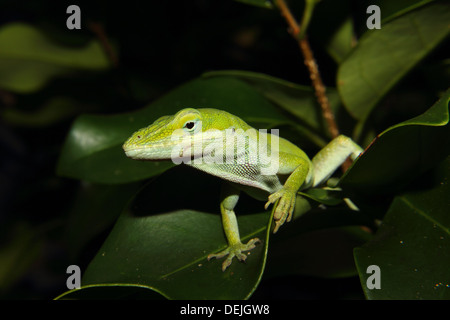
[56,167,272,300]
[57,76,288,184]
[64,182,143,259]
[55,165,375,300]
[0,23,110,93]
[337,2,450,120]
[57,71,342,184]
[266,210,374,279]
[203,70,342,145]
[340,90,450,299]
[370,0,435,22]
[340,89,450,195]
[354,155,450,299]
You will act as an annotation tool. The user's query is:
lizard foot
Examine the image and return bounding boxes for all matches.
[207,238,261,271]
[264,188,296,233]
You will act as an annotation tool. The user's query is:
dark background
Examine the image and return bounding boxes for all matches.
[0,0,446,299]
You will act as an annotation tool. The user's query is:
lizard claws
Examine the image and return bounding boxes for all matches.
[208,238,261,271]
[265,189,296,233]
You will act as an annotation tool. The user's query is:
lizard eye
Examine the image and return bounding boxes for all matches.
[185,122,195,129]
[183,119,200,133]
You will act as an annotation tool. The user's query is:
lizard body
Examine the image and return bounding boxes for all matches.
[123,108,363,271]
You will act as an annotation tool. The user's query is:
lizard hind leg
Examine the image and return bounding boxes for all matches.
[311,135,363,187]
[207,183,261,271]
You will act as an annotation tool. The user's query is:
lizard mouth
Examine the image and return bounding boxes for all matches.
[122,138,186,160]
[123,147,145,159]
[122,144,167,160]
[122,132,228,161]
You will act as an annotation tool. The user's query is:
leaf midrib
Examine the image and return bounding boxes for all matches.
[157,225,268,279]
[399,195,449,235]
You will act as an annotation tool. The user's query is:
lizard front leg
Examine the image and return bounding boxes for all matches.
[264,155,310,233]
[207,183,261,271]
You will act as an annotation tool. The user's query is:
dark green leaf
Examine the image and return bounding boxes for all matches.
[337,2,450,120]
[325,17,355,63]
[375,0,435,22]
[308,0,355,64]
[56,168,272,300]
[0,23,110,93]
[1,97,95,127]
[268,225,372,279]
[266,195,374,279]
[340,89,450,195]
[57,76,287,184]
[354,155,450,299]
[300,187,343,206]
[203,70,341,145]
[65,182,143,259]
[55,285,166,300]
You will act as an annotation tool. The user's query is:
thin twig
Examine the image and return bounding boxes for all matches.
[276,0,339,139]
[299,39,340,139]
[88,21,119,68]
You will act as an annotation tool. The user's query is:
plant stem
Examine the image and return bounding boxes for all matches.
[276,0,340,139]
[88,21,118,68]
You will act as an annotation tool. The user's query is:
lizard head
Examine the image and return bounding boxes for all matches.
[123,108,251,161]
[122,108,208,160]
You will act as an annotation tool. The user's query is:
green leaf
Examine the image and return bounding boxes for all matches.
[340,89,450,195]
[325,17,355,64]
[0,223,44,294]
[203,70,341,145]
[265,196,374,279]
[203,70,340,131]
[308,0,355,64]
[58,169,371,300]
[299,187,343,206]
[57,76,288,184]
[268,225,372,279]
[65,182,142,259]
[0,23,110,93]
[374,0,435,23]
[56,167,271,300]
[1,97,95,127]
[354,155,450,299]
[337,2,450,120]
[55,285,166,300]
[262,185,375,279]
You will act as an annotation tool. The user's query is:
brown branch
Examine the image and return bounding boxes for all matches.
[88,21,119,68]
[276,0,339,139]
[277,0,353,172]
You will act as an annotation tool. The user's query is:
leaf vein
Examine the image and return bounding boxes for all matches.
[399,196,449,235]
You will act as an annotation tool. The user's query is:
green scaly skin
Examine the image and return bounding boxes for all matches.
[123,108,363,271]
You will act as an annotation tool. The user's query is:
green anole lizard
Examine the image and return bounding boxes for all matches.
[123,108,363,271]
